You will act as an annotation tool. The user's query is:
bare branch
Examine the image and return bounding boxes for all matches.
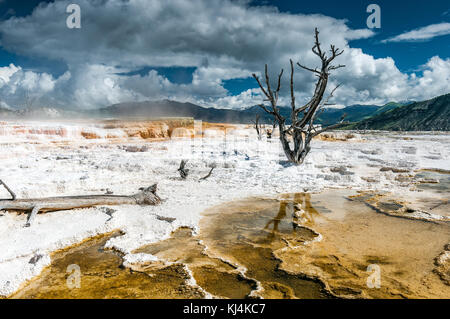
[264,64,274,101]
[252,65,285,123]
[322,84,342,106]
[327,45,344,64]
[276,69,284,93]
[199,165,216,181]
[297,62,321,75]
[252,73,271,100]
[312,28,326,60]
[0,179,16,200]
[312,121,349,137]
[290,59,295,111]
[256,103,275,116]
[274,69,284,103]
[328,64,346,72]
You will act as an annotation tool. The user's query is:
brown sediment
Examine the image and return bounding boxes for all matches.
[1,119,240,144]
[10,230,205,299]
[326,192,450,298]
[313,132,365,142]
[101,119,238,140]
[80,131,102,139]
[351,188,450,294]
[379,167,410,173]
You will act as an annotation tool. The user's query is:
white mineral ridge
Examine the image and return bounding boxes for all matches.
[122,253,158,266]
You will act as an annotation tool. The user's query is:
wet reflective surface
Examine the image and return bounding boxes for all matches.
[197,194,330,299]
[416,170,450,194]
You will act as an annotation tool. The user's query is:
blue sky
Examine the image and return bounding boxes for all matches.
[253,0,450,70]
[235,0,450,94]
[0,0,449,109]
[233,0,450,95]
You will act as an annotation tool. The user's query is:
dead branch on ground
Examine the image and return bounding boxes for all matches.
[178,160,189,179]
[199,164,216,181]
[0,181,161,227]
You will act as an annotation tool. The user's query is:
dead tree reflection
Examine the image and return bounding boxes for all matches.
[292,193,320,227]
[264,200,288,241]
[263,193,321,241]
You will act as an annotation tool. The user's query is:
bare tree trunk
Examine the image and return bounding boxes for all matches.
[252,114,263,140]
[0,182,161,226]
[278,123,294,162]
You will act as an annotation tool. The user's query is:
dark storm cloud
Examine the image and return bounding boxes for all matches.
[0,0,448,109]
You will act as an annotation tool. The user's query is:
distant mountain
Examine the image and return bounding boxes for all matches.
[97,100,261,123]
[316,105,379,126]
[370,102,406,117]
[96,100,296,123]
[348,93,450,131]
[6,95,446,132]
[0,106,86,120]
[97,100,405,125]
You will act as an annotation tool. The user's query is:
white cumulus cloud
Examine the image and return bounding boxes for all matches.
[382,22,450,43]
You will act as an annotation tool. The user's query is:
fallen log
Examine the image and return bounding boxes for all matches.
[0,181,161,227]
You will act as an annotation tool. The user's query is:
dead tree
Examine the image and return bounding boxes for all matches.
[251,114,263,140]
[178,160,216,181]
[0,180,161,226]
[178,160,189,179]
[252,28,348,165]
